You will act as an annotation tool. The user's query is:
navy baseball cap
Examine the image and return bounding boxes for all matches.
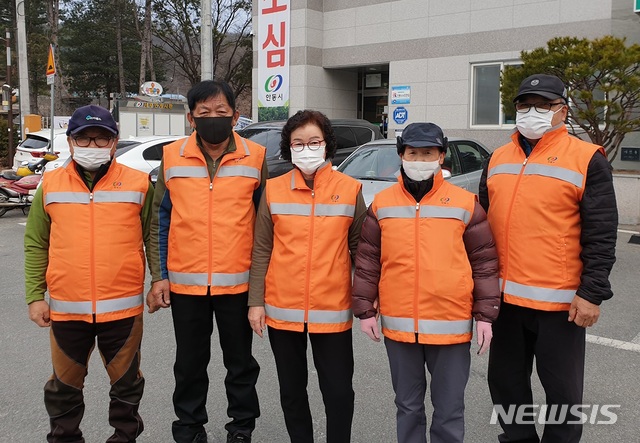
[514,74,568,103]
[397,122,448,154]
[66,105,119,136]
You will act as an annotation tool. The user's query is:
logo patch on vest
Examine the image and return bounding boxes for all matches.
[331,194,340,202]
[547,156,558,163]
[113,181,122,188]
[440,197,450,204]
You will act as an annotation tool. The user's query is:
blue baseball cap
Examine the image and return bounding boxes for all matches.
[66,105,119,136]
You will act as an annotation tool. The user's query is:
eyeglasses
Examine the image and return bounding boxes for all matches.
[290,140,325,152]
[515,102,565,114]
[73,135,114,148]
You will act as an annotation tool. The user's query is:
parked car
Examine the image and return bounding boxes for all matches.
[115,135,186,174]
[237,119,383,177]
[12,129,69,171]
[337,138,491,205]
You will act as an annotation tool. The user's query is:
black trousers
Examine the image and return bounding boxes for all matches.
[488,302,586,443]
[170,291,260,443]
[45,314,144,443]
[268,326,354,443]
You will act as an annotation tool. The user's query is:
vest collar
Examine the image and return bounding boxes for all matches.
[397,168,446,202]
[511,125,568,157]
[290,161,332,190]
[180,131,247,163]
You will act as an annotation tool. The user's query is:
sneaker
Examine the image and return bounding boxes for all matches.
[227,431,251,443]
[191,432,208,443]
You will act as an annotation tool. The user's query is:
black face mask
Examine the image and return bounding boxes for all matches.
[193,116,233,145]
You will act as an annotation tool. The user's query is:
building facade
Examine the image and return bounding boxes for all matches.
[251,0,640,170]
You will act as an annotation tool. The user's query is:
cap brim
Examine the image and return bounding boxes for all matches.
[404,141,441,148]
[514,91,565,103]
[68,124,118,136]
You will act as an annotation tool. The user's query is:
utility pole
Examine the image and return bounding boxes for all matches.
[5,29,14,165]
[16,0,30,136]
[201,0,213,81]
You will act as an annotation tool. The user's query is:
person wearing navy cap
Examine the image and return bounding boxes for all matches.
[24,104,154,442]
[353,122,500,443]
[480,74,617,442]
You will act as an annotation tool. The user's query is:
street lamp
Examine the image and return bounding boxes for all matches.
[3,30,13,167]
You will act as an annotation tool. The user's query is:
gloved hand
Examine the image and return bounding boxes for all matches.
[360,316,380,342]
[476,320,492,355]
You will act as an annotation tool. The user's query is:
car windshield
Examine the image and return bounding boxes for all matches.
[338,145,400,181]
[238,128,282,158]
[18,136,49,151]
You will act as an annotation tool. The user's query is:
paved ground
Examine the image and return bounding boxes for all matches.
[0,209,639,442]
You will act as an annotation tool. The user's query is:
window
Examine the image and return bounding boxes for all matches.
[333,127,358,149]
[471,62,520,127]
[453,141,489,173]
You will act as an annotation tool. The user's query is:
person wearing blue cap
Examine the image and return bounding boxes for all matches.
[352,122,500,443]
[480,74,617,442]
[24,104,154,443]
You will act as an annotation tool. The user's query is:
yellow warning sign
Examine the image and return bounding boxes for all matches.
[46,45,56,76]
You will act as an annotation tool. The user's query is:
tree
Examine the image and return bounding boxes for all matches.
[501,36,640,162]
[152,0,252,96]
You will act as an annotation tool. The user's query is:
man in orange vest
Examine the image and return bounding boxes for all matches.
[146,80,266,443]
[480,74,618,443]
[353,122,500,443]
[24,104,154,443]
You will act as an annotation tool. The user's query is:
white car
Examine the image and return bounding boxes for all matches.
[115,135,186,174]
[13,128,69,171]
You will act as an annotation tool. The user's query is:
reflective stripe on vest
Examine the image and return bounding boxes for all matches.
[270,202,355,217]
[45,191,144,205]
[49,293,143,315]
[168,270,250,287]
[488,163,584,188]
[380,315,472,335]
[265,304,352,324]
[501,279,576,304]
[165,165,209,181]
[217,165,260,180]
[377,205,470,223]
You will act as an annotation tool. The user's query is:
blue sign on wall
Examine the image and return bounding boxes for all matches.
[393,106,408,124]
[391,86,411,104]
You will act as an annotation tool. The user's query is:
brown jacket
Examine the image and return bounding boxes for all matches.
[352,199,500,323]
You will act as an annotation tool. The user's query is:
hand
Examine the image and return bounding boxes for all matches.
[28,300,51,327]
[568,295,600,328]
[476,320,492,355]
[360,316,380,342]
[146,279,171,313]
[248,306,266,338]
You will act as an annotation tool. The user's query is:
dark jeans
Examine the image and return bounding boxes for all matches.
[488,302,586,443]
[170,291,260,443]
[268,326,354,443]
[45,314,144,443]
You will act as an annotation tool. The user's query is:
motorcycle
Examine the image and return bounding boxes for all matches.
[0,152,59,217]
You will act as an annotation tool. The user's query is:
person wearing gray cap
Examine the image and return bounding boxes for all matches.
[24,104,155,442]
[479,74,617,442]
[352,122,500,443]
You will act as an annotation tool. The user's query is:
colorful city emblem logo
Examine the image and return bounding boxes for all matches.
[547,156,558,163]
[265,75,283,93]
[440,197,450,204]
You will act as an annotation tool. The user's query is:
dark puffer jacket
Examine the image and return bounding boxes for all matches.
[352,200,501,323]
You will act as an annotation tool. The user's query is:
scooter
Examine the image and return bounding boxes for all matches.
[0,152,59,217]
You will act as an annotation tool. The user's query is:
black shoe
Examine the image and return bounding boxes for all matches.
[227,431,251,443]
[191,432,208,443]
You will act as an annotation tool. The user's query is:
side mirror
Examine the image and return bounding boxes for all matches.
[442,169,452,179]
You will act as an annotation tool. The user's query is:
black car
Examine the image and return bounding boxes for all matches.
[237,119,384,177]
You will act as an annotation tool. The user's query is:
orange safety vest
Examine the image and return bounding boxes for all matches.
[42,160,149,323]
[486,126,604,311]
[163,132,265,295]
[264,163,361,333]
[372,171,477,345]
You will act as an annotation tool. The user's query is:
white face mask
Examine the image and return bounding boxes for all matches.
[291,146,326,176]
[72,147,112,171]
[516,107,563,140]
[402,159,440,181]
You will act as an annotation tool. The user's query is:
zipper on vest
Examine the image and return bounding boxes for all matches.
[304,190,316,324]
[413,202,420,336]
[89,192,97,316]
[208,180,214,286]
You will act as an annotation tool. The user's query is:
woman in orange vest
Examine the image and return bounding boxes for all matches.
[352,122,500,443]
[248,110,366,443]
